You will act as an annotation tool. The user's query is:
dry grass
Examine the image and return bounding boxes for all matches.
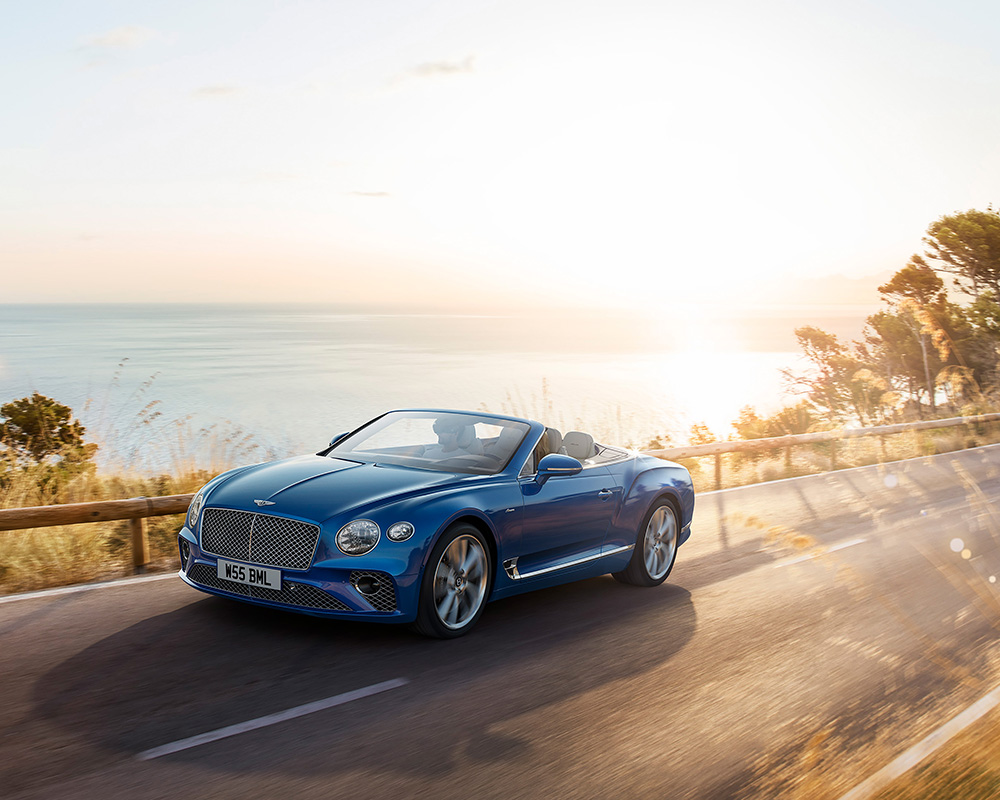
[872,704,1000,800]
[0,465,210,595]
[0,400,282,595]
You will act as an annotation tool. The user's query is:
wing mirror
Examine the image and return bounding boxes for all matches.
[536,453,583,485]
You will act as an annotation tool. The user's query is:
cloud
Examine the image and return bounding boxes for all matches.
[192,85,244,98]
[408,55,476,79]
[348,191,391,198]
[84,25,159,50]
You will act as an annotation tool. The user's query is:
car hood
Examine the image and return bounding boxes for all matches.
[206,455,473,523]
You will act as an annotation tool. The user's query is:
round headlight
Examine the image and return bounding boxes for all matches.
[336,519,380,555]
[387,521,415,542]
[188,491,206,528]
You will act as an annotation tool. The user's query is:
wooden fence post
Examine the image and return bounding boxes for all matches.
[130,497,150,574]
[714,453,722,490]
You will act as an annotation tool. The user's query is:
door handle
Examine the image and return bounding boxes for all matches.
[598,488,614,499]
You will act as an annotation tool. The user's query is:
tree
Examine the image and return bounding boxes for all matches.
[732,402,816,440]
[863,308,949,415]
[875,261,951,412]
[783,327,870,423]
[919,207,1000,299]
[0,393,97,466]
[732,406,767,440]
[688,422,717,446]
[762,401,817,436]
[877,258,945,305]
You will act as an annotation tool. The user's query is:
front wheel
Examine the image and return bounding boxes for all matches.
[613,499,679,587]
[412,524,492,638]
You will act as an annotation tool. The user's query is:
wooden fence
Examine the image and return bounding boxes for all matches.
[0,494,193,573]
[645,412,1000,491]
[2,412,999,573]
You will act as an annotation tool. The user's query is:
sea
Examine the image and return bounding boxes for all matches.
[0,304,870,473]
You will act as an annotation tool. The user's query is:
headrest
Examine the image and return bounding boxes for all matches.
[563,431,596,460]
[455,424,475,449]
[491,426,523,461]
[544,428,563,454]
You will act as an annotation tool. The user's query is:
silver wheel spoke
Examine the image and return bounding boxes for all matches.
[447,594,462,625]
[432,534,488,630]
[437,589,457,620]
[460,548,479,574]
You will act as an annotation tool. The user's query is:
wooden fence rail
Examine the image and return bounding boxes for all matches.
[2,412,999,572]
[0,494,194,573]
[645,412,1000,490]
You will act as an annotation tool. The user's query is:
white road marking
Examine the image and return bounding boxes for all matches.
[136,678,409,761]
[0,572,178,605]
[773,538,867,568]
[837,683,1000,800]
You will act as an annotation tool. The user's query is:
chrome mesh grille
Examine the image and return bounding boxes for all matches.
[200,508,320,570]
[350,570,398,612]
[188,563,349,611]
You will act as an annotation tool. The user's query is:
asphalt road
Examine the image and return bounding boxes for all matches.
[4,446,1000,799]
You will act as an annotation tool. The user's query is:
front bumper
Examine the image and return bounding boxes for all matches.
[178,527,420,623]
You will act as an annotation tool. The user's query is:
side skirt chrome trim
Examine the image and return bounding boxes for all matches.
[504,544,634,581]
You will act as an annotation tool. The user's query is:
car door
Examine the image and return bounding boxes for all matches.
[514,465,621,578]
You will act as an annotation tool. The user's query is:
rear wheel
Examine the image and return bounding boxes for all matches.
[412,524,492,638]
[613,499,678,587]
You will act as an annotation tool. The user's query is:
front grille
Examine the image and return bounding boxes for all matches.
[350,570,398,612]
[200,508,320,570]
[188,563,349,611]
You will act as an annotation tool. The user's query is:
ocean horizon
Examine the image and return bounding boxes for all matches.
[0,303,870,472]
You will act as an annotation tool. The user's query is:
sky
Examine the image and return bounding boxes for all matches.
[3,0,1000,310]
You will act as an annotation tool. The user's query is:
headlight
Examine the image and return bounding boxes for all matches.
[188,490,206,528]
[387,521,414,542]
[336,519,380,555]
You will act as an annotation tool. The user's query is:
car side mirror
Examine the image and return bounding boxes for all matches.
[536,453,583,485]
[329,431,350,448]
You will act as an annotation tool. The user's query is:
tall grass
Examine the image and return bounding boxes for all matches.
[0,383,281,595]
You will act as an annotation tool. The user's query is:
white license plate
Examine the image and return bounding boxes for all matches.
[217,559,282,590]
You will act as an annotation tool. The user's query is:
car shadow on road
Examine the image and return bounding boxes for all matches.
[29,575,695,783]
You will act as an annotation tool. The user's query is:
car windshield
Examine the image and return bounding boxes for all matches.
[327,411,531,475]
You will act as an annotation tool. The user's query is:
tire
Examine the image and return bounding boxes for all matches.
[412,524,492,638]
[613,498,679,587]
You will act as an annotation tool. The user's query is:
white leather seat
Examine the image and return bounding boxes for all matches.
[563,431,597,460]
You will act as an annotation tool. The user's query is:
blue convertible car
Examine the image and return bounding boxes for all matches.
[178,409,694,637]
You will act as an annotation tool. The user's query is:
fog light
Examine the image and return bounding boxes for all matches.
[178,537,191,569]
[355,575,382,595]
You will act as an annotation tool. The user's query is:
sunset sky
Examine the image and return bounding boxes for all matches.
[3,0,1000,310]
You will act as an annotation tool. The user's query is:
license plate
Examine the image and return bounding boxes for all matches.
[217,559,281,590]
